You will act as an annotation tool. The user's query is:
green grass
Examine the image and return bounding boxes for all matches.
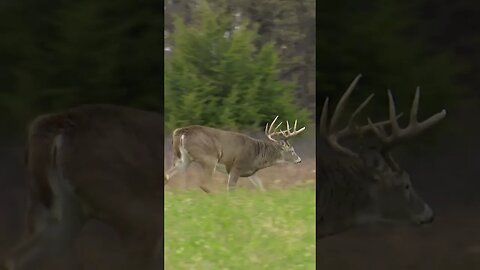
[164,186,316,270]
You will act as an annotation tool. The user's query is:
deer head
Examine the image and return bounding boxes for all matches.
[265,116,306,164]
[319,74,446,227]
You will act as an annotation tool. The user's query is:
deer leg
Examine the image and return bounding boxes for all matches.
[165,136,192,185]
[164,155,191,185]
[227,172,240,192]
[198,162,216,193]
[215,164,239,191]
[2,186,85,270]
[19,194,49,253]
[248,175,265,191]
[212,163,239,192]
[216,164,264,191]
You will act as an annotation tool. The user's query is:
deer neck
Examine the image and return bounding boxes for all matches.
[252,140,283,170]
[317,156,374,227]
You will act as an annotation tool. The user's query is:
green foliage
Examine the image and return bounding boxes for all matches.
[317,0,462,121]
[0,0,163,134]
[0,0,468,138]
[165,0,310,132]
[164,187,316,270]
[165,0,317,110]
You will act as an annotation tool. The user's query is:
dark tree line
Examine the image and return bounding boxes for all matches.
[0,0,478,136]
[0,0,163,134]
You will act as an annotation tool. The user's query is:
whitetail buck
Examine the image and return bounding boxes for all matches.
[317,74,446,238]
[164,117,306,192]
[1,105,163,270]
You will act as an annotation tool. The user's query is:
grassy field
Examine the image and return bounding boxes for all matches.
[164,186,316,270]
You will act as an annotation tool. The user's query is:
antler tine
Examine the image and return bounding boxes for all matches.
[329,74,363,132]
[369,87,447,150]
[321,75,446,160]
[347,94,374,127]
[266,116,280,142]
[388,89,401,135]
[320,97,329,135]
[274,121,283,133]
[267,115,298,142]
[410,87,420,125]
[284,120,299,137]
[280,120,291,137]
[267,115,279,134]
[283,119,306,139]
[368,117,388,140]
[265,114,307,141]
[367,89,401,144]
[403,87,446,138]
[320,74,405,157]
[335,93,375,138]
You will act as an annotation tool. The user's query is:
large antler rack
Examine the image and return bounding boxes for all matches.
[367,88,447,149]
[320,74,447,170]
[366,87,446,170]
[265,116,306,142]
[320,74,403,157]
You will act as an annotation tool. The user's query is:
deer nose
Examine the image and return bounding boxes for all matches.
[415,204,434,225]
[423,215,434,224]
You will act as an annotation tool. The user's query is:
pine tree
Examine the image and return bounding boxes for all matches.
[317,0,461,120]
[165,0,309,133]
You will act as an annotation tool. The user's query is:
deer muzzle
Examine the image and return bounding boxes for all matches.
[413,203,434,225]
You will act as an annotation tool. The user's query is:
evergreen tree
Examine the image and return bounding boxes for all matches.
[165,0,309,133]
[317,0,462,121]
[165,0,316,111]
[0,0,163,133]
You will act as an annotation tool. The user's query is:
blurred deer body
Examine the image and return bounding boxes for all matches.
[164,117,306,192]
[2,104,163,270]
[318,74,446,238]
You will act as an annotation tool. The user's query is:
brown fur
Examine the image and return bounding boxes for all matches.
[173,125,282,174]
[165,124,303,192]
[317,153,377,237]
[3,104,163,270]
[316,146,434,239]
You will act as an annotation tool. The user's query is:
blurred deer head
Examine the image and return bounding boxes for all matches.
[318,74,446,238]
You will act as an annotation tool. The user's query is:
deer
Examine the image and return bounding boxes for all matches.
[1,104,164,270]
[317,74,446,238]
[164,116,306,192]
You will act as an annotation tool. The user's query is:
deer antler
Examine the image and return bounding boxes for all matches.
[367,87,447,170]
[265,116,306,142]
[320,74,403,157]
[265,116,283,142]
